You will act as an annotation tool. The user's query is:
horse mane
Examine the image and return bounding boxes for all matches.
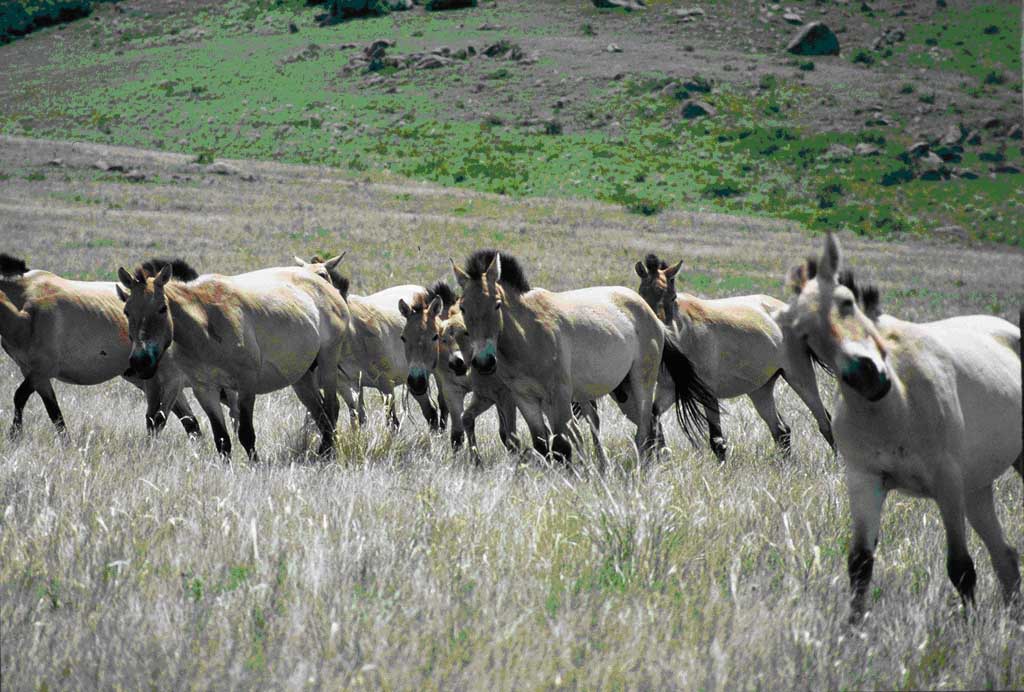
[644,253,669,273]
[426,280,457,312]
[464,249,531,294]
[838,268,882,321]
[0,253,28,278]
[136,257,199,283]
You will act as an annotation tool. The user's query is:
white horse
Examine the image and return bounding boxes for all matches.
[776,233,1022,620]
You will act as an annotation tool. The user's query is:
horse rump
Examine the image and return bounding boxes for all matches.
[661,335,716,446]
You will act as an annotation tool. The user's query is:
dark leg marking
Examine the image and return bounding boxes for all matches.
[9,378,33,439]
[848,547,874,622]
[947,553,977,606]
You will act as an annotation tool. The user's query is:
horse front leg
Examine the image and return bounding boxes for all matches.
[706,399,726,462]
[781,344,834,451]
[437,378,464,452]
[933,465,976,608]
[965,484,1020,605]
[460,392,491,463]
[192,385,232,459]
[235,392,259,462]
[8,377,34,440]
[846,469,887,623]
[32,377,67,438]
[546,385,577,465]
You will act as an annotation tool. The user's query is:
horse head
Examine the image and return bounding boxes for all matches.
[399,292,445,396]
[116,264,174,380]
[776,233,890,402]
[634,253,682,324]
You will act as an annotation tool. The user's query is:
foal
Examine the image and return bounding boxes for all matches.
[636,254,834,459]
[777,233,1021,620]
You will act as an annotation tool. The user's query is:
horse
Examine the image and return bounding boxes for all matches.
[452,249,714,464]
[399,284,521,457]
[116,261,348,460]
[0,253,204,439]
[775,232,1022,621]
[635,253,835,460]
[295,255,445,430]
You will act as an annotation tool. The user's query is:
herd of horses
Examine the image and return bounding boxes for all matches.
[0,233,1020,622]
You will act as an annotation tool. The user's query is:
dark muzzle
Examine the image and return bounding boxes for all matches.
[128,346,160,380]
[472,352,496,376]
[842,356,891,402]
[448,354,468,377]
[407,371,429,397]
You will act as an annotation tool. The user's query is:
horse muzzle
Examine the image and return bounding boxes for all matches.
[448,353,468,377]
[407,370,429,396]
[128,346,162,380]
[472,352,497,376]
[841,355,891,402]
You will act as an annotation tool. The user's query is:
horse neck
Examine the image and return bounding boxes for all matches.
[162,282,207,348]
[497,288,537,363]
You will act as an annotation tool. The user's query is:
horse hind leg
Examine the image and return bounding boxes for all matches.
[9,378,34,440]
[749,373,791,457]
[193,385,233,459]
[966,484,1020,604]
[32,378,67,437]
[706,400,727,462]
[933,468,977,607]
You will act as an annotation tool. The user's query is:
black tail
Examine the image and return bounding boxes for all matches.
[0,253,28,278]
[660,334,716,446]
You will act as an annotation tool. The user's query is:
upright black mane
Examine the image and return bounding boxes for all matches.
[464,249,531,294]
[426,280,457,312]
[644,253,668,272]
[0,253,28,277]
[838,268,881,320]
[137,257,199,283]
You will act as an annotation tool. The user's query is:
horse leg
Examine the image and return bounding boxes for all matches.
[517,397,552,460]
[461,392,494,463]
[378,383,400,430]
[234,392,259,462]
[846,469,887,623]
[780,350,834,451]
[436,376,450,430]
[495,394,520,453]
[292,369,335,458]
[546,386,577,464]
[193,385,232,458]
[580,400,609,475]
[933,467,976,607]
[32,378,67,437]
[748,373,791,456]
[9,377,34,439]
[219,389,240,433]
[966,483,1021,604]
[706,400,727,462]
[411,388,440,431]
[438,379,464,452]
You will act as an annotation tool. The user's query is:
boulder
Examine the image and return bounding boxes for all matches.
[854,143,880,156]
[592,0,646,9]
[415,55,452,69]
[786,22,840,56]
[680,100,716,119]
[825,143,853,160]
[205,161,242,176]
[606,43,623,52]
[933,225,969,242]
[783,12,802,24]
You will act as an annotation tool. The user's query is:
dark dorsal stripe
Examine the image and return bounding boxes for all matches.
[464,249,531,294]
[0,253,28,277]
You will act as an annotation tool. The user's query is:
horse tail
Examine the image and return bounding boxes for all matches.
[0,288,31,350]
[660,329,716,446]
[0,253,28,278]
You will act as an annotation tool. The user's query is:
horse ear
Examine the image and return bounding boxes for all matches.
[486,253,502,284]
[398,298,412,318]
[428,295,443,318]
[115,284,129,303]
[664,260,683,282]
[154,263,172,288]
[818,232,841,282]
[294,256,308,267]
[785,263,808,294]
[117,267,134,289]
[634,261,647,279]
[325,252,346,271]
[451,258,469,289]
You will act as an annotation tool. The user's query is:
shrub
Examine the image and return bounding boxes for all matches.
[1,1,101,44]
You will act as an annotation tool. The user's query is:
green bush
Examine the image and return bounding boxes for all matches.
[319,0,390,23]
[0,0,103,43]
[423,0,477,9]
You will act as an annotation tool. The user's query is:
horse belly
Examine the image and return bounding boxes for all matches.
[53,319,130,385]
[568,330,634,400]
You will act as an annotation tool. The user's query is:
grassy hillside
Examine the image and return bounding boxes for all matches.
[1,0,1021,244]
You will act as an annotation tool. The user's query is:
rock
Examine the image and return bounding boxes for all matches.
[965,130,982,145]
[993,163,1022,174]
[288,22,299,33]
[592,0,646,9]
[683,74,713,92]
[680,99,716,119]
[854,143,880,156]
[46,158,63,167]
[907,141,930,157]
[982,117,1003,130]
[93,160,110,171]
[783,12,802,24]
[483,40,522,59]
[606,43,623,52]
[917,151,947,179]
[864,114,894,127]
[387,0,413,8]
[934,144,962,162]
[415,55,451,69]
[364,39,394,60]
[951,167,979,179]
[205,161,241,176]
[939,123,965,146]
[672,6,705,19]
[933,225,969,242]
[825,143,853,160]
[280,42,322,65]
[786,22,840,56]
[1007,124,1022,140]
[125,169,146,182]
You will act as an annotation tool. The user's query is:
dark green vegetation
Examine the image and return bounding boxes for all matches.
[0,0,117,43]
[1,0,1021,244]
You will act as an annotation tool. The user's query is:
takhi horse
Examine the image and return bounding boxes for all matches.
[117,261,348,460]
[452,249,714,464]
[635,253,835,460]
[776,232,1022,621]
[0,254,204,438]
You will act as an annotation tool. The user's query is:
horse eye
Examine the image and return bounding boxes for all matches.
[400,335,406,342]
[158,305,168,314]
[432,334,439,341]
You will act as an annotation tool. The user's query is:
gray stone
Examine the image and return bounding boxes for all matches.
[854,142,880,156]
[680,100,716,119]
[786,22,840,56]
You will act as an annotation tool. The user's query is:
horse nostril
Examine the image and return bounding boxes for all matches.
[473,353,496,375]
[448,356,467,376]
[406,373,427,395]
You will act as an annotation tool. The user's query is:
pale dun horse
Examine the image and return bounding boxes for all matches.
[453,249,714,465]
[635,254,835,460]
[117,262,348,460]
[776,233,1022,621]
[399,285,521,457]
[0,254,204,437]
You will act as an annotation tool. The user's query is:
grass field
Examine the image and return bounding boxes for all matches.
[0,136,1022,689]
[1,0,1022,245]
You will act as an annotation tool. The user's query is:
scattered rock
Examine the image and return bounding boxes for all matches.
[786,22,840,56]
[672,6,705,21]
[993,163,1022,174]
[783,12,802,24]
[825,143,853,160]
[907,141,930,157]
[933,225,969,242]
[46,158,63,167]
[606,43,623,53]
[280,42,322,66]
[482,40,523,60]
[683,74,713,93]
[364,39,394,60]
[939,123,965,146]
[1007,124,1022,140]
[477,22,505,30]
[124,169,146,182]
[387,0,413,9]
[965,130,982,145]
[864,114,894,127]
[917,151,947,180]
[592,0,646,9]
[854,143,880,156]
[870,26,905,50]
[951,167,979,179]
[680,99,716,119]
[415,55,452,69]
[982,117,1003,130]
[205,161,242,176]
[93,160,126,172]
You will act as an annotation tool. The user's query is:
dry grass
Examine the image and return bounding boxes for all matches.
[1,136,1022,689]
